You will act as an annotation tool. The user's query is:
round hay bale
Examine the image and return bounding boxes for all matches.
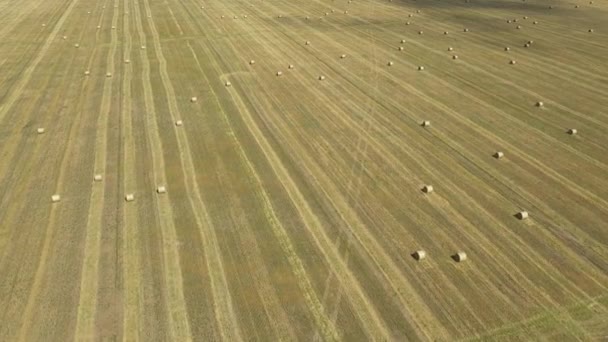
[494,151,504,159]
[575,5,579,8]
[318,75,326,81]
[106,72,112,77]
[221,15,225,19]
[524,43,530,48]
[406,21,411,25]
[448,47,454,51]
[63,36,67,40]
[97,25,101,29]
[387,61,394,66]
[157,186,167,194]
[444,31,449,35]
[536,101,544,107]
[398,46,404,51]
[505,47,510,51]
[413,250,426,261]
[588,29,594,33]
[464,28,469,32]
[141,45,146,49]
[42,24,46,27]
[418,66,425,71]
[453,252,467,262]
[533,21,539,24]
[516,211,529,220]
[125,194,135,202]
[340,54,347,58]
[523,16,528,19]
[422,185,433,193]
[421,120,430,127]
[516,25,522,29]
[74,43,80,48]
[567,128,577,135]
[249,60,255,65]
[84,70,90,76]
[344,10,348,14]
[175,119,183,126]
[51,194,61,203]
[94,174,103,182]
[37,128,45,134]
[418,30,423,35]
[112,26,116,29]
[190,97,198,103]
[510,60,516,64]
[305,41,310,45]
[276,71,283,76]
[401,39,406,43]
[452,55,459,59]
[225,81,232,87]
[409,14,413,17]
[507,20,512,23]
[288,64,294,69]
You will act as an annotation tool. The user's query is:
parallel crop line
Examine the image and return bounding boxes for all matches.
[73,0,120,338]
[0,0,80,123]
[132,0,193,339]
[15,0,112,339]
[185,39,319,341]
[140,0,243,339]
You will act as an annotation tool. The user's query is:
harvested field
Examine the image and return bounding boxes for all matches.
[1,0,608,340]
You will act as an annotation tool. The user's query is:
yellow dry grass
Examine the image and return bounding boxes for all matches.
[0,0,607,340]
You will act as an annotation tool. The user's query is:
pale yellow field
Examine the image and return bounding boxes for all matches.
[0,0,607,340]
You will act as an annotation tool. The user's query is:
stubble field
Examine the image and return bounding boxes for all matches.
[0,0,607,340]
